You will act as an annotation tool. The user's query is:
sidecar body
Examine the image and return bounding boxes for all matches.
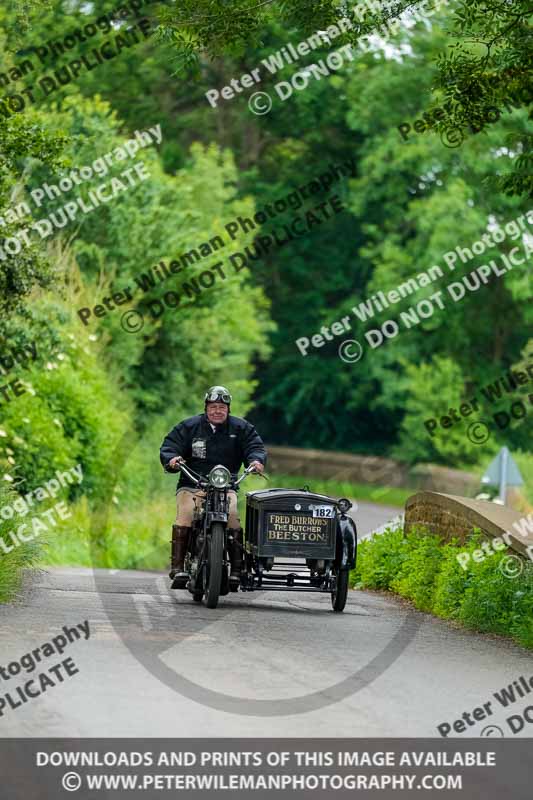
[242,487,357,610]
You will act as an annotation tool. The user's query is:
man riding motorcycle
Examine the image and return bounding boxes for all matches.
[159,386,267,587]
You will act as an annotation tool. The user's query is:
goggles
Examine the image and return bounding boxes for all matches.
[205,389,232,404]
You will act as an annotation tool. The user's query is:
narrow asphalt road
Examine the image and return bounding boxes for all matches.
[350,500,403,538]
[1,502,531,738]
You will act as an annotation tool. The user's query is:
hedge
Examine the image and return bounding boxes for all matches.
[351,526,533,649]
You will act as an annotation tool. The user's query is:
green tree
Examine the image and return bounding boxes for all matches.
[394,356,497,465]
[430,0,532,196]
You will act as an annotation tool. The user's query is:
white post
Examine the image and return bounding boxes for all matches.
[499,446,509,504]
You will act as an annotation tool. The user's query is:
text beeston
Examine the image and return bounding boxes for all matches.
[267,529,328,541]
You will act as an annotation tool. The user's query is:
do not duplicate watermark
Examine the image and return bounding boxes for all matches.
[0,463,84,555]
[0,126,161,262]
[0,621,90,719]
[455,512,533,577]
[437,672,533,737]
[206,0,450,114]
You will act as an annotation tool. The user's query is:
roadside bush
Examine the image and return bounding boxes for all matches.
[351,526,407,589]
[0,313,132,502]
[41,494,170,571]
[459,554,533,644]
[351,525,533,650]
[432,533,483,619]
[508,570,533,648]
[0,483,41,602]
[390,529,443,611]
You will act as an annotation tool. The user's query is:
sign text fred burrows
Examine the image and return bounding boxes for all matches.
[266,514,329,542]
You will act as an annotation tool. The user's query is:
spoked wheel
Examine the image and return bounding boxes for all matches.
[192,586,204,603]
[190,568,204,603]
[188,561,204,603]
[205,523,224,609]
[331,568,349,612]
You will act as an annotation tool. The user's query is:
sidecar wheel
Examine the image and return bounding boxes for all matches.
[331,569,349,612]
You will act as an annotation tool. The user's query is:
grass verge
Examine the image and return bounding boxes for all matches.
[0,483,42,603]
[351,524,533,650]
[40,496,170,571]
[38,472,411,572]
[262,473,412,507]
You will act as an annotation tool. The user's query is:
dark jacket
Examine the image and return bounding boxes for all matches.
[160,413,267,490]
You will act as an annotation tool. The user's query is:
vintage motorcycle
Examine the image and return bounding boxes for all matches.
[171,462,357,611]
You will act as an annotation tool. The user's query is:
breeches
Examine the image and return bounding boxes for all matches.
[175,488,241,528]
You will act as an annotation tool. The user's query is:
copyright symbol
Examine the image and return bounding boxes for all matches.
[440,127,464,148]
[121,310,144,334]
[467,421,490,444]
[248,92,272,115]
[338,339,364,364]
[62,772,82,791]
[499,555,524,580]
[480,725,505,737]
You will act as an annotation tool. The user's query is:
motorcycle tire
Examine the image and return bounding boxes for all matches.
[192,570,204,602]
[187,566,204,603]
[331,568,349,613]
[205,523,224,609]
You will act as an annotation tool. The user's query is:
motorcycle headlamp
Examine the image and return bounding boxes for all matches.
[338,498,352,513]
[209,465,231,488]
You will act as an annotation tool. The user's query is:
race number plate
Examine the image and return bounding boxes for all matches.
[312,505,335,518]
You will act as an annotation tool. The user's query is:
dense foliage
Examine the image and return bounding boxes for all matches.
[352,525,533,648]
[0,0,531,594]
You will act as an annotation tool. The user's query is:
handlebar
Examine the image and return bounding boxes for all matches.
[233,464,254,485]
[170,461,266,488]
[177,462,202,485]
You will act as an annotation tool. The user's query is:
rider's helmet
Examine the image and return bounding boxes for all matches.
[204,385,232,407]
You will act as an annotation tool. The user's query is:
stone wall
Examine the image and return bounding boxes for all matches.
[404,492,533,557]
[266,445,480,496]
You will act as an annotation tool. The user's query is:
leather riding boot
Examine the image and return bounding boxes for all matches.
[228,527,244,586]
[169,525,191,579]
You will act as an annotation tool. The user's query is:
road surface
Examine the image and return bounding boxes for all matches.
[1,502,531,738]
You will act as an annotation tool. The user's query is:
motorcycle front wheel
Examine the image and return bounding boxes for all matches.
[205,523,225,609]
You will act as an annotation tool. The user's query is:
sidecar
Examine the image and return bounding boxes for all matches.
[242,487,357,612]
